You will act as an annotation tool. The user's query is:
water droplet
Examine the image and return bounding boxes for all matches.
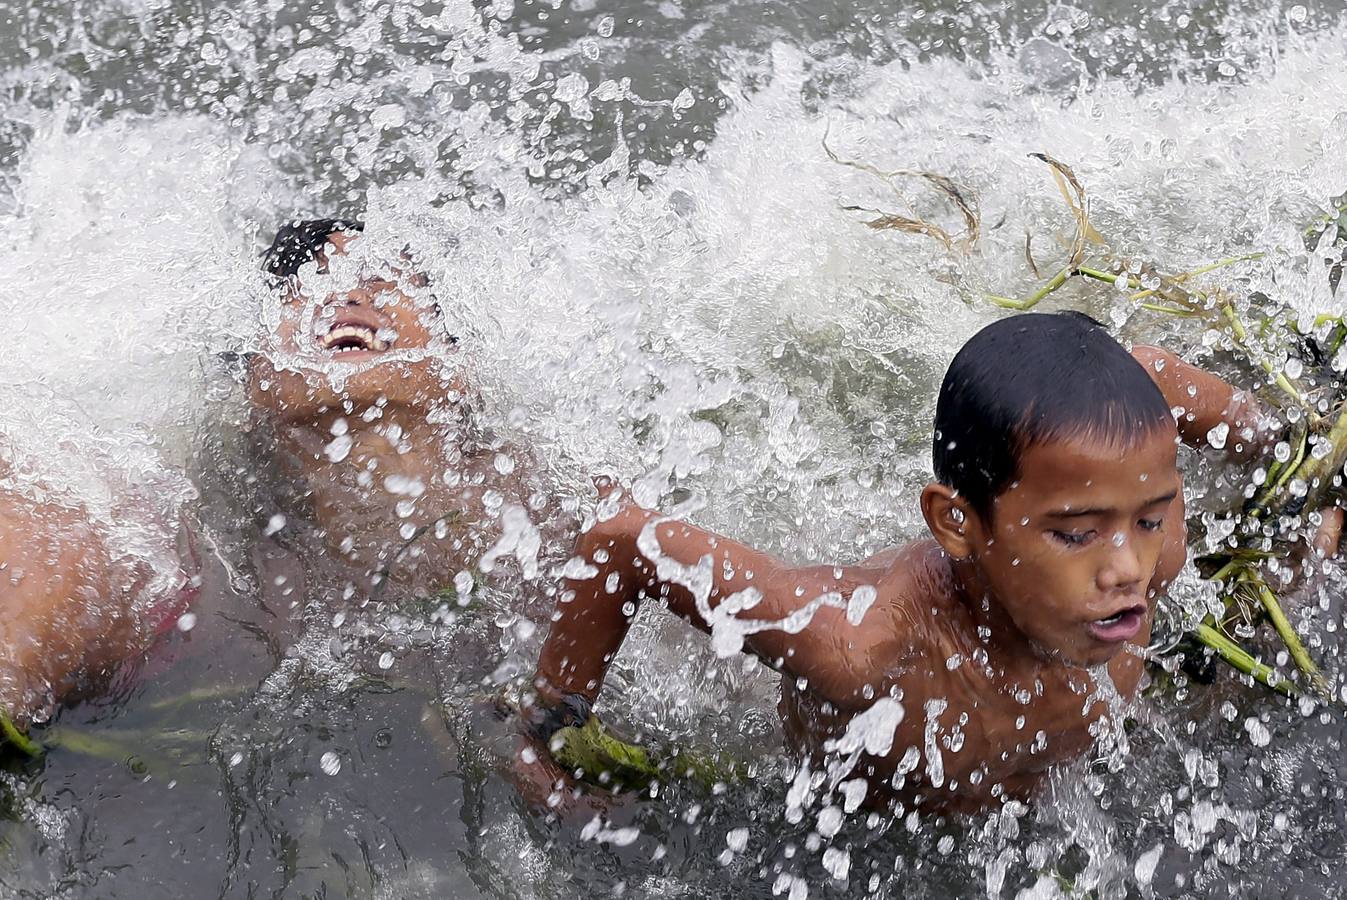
[726,827,749,852]
[175,612,197,632]
[378,651,395,670]
[324,433,353,463]
[1135,844,1164,887]
[264,514,287,536]
[1243,717,1271,747]
[320,751,342,775]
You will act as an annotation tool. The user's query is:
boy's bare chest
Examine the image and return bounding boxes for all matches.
[780,643,1143,811]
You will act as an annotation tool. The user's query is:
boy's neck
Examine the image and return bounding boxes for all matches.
[946,555,1062,671]
[286,404,454,467]
[272,402,477,518]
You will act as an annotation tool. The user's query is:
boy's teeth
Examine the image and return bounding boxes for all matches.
[318,324,390,352]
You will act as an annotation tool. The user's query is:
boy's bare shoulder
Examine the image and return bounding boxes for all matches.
[801,539,952,706]
[856,536,953,601]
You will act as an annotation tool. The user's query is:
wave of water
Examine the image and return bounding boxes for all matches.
[2,0,1346,896]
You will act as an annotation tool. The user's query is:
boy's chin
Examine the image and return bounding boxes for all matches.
[1028,635,1122,669]
[1061,641,1126,669]
[261,361,445,416]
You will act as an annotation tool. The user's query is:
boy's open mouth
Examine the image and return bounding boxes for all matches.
[1088,604,1146,643]
[316,316,391,356]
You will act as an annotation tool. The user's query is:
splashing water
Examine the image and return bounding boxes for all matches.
[3,0,1347,896]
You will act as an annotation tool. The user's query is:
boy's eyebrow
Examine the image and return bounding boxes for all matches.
[1043,490,1178,520]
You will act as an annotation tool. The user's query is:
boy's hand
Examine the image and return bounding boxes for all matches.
[1309,506,1343,561]
[509,733,616,819]
[519,689,593,745]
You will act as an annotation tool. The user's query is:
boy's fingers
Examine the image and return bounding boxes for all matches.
[510,735,613,819]
[520,692,593,744]
[1312,506,1344,560]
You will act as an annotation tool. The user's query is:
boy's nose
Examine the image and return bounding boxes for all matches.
[1097,533,1145,593]
[325,286,372,308]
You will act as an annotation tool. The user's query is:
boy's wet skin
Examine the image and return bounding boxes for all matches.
[780,425,1185,811]
[535,424,1180,812]
[525,313,1341,815]
[249,227,563,599]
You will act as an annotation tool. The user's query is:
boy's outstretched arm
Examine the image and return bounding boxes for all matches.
[531,494,867,715]
[1133,344,1343,557]
[0,490,143,728]
[1131,344,1277,458]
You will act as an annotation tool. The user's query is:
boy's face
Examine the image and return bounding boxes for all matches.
[249,231,460,420]
[962,427,1182,668]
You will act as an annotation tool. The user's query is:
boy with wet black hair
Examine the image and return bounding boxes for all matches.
[247,218,563,601]
[262,217,365,282]
[523,312,1339,813]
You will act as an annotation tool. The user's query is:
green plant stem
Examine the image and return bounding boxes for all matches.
[1127,253,1263,302]
[988,266,1073,310]
[1251,422,1310,516]
[1290,403,1347,516]
[1076,266,1140,290]
[31,727,187,776]
[1245,576,1329,697]
[145,683,255,713]
[1139,303,1204,317]
[1190,623,1297,696]
[0,714,42,758]
[1217,301,1311,411]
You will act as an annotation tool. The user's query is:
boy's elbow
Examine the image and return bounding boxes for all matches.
[576,502,648,564]
[1129,344,1171,380]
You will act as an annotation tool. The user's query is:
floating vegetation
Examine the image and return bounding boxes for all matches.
[0,713,41,759]
[548,716,745,794]
[841,149,1347,699]
[494,684,745,795]
[823,128,981,254]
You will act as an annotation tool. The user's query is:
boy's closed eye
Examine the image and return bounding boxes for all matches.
[1047,513,1168,548]
[1049,528,1097,547]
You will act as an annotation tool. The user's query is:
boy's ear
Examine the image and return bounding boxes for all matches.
[920,483,975,560]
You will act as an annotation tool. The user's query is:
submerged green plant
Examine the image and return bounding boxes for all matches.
[491,684,745,794]
[0,714,41,758]
[549,716,745,793]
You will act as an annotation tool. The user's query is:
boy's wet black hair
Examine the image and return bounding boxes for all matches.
[261,217,365,281]
[932,311,1173,519]
[256,216,457,346]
